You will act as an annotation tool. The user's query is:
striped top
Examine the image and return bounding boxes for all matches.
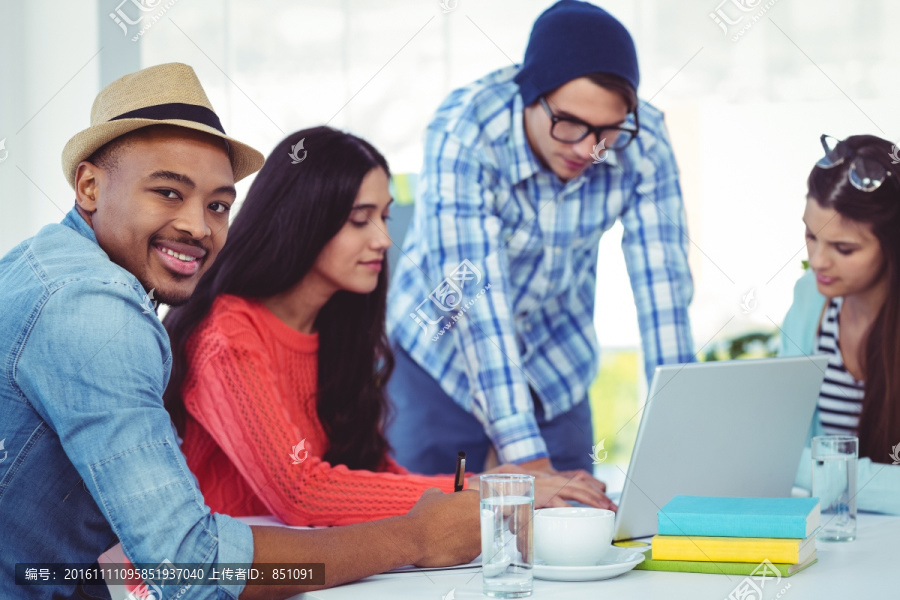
[816,297,865,435]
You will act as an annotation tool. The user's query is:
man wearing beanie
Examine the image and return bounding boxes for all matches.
[0,63,479,599]
[387,0,695,488]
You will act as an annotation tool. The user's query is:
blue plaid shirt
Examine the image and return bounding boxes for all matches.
[387,66,695,464]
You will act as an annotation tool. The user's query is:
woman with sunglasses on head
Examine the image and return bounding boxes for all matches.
[781,134,900,515]
[162,126,611,527]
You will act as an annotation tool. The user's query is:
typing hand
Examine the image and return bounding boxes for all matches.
[533,474,617,511]
[516,458,615,511]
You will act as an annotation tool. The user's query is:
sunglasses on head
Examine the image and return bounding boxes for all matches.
[815,134,892,192]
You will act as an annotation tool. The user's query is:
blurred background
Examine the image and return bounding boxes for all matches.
[2,0,898,474]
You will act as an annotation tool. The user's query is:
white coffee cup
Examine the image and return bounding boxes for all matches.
[533,507,616,566]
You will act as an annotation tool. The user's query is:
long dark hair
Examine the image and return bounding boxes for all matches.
[163,126,394,471]
[807,134,900,462]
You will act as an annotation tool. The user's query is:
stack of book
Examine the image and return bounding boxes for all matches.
[635,495,820,576]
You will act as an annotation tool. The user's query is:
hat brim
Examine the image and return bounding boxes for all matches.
[61,118,265,189]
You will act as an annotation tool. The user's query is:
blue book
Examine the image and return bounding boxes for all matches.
[658,496,820,539]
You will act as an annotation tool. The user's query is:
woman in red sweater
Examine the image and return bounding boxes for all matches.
[163,127,611,526]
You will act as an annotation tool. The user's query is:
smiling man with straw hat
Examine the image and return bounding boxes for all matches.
[62,61,264,306]
[0,63,480,599]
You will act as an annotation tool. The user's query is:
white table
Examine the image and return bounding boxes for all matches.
[292,513,898,599]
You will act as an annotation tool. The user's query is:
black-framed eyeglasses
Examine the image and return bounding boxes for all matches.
[816,134,892,192]
[539,96,639,150]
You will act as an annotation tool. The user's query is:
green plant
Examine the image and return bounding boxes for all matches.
[702,330,779,362]
[589,350,640,465]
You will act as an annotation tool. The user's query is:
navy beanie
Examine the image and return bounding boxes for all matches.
[514,0,639,107]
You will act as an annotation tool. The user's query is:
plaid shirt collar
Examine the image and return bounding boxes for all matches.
[509,91,542,185]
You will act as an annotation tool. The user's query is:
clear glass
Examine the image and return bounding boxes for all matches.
[811,435,858,541]
[480,474,535,598]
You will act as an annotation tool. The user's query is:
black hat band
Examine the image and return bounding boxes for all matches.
[110,102,226,135]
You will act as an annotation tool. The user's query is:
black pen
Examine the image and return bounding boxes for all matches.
[454,451,466,492]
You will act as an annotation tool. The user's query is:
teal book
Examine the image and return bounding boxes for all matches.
[657,496,820,539]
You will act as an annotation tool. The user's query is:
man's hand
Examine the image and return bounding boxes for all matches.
[515,458,616,511]
[467,460,615,510]
[465,463,529,491]
[533,474,616,510]
[245,488,480,598]
[516,457,555,475]
[405,488,481,567]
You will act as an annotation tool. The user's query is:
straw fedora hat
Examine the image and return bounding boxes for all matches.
[61,62,264,189]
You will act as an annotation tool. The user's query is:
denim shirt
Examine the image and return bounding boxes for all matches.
[0,207,253,599]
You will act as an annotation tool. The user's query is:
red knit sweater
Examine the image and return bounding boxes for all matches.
[179,294,459,526]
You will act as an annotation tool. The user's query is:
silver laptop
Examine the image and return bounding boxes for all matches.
[613,355,829,541]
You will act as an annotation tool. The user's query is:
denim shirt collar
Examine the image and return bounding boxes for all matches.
[61,206,99,246]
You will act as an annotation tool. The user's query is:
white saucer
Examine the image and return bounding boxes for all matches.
[533,546,645,581]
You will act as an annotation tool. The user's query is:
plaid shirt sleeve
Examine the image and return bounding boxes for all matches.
[620,118,696,382]
[418,128,549,465]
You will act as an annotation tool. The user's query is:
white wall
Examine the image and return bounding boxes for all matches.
[3,0,899,356]
[1,1,100,250]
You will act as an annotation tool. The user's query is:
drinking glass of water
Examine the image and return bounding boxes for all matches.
[811,435,858,542]
[479,473,535,598]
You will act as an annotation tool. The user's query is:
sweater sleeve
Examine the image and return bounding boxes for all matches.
[183,323,458,526]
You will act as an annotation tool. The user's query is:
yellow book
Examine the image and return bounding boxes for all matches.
[651,535,815,564]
